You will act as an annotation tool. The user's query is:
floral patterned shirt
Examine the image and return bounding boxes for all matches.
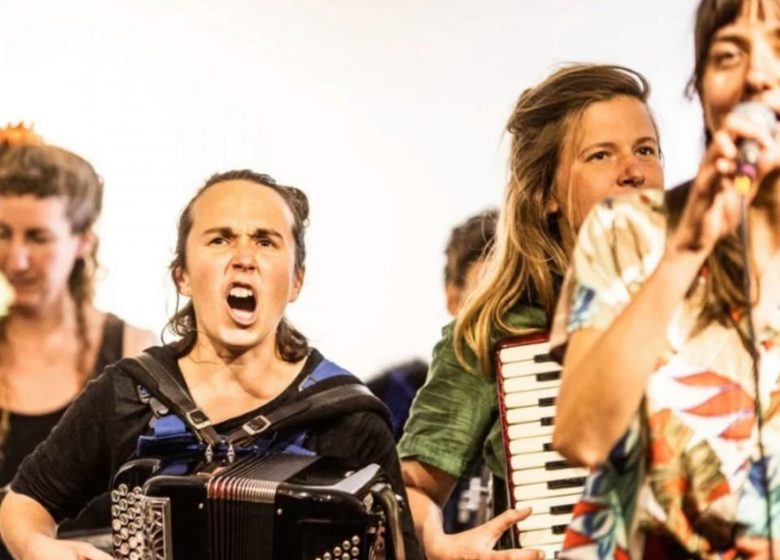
[550,188,780,559]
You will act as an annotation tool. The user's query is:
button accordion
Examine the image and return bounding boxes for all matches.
[110,453,405,560]
[495,332,588,560]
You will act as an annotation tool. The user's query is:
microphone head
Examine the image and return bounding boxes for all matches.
[732,101,777,135]
[732,102,777,181]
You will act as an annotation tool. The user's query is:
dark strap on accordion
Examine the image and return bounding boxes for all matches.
[128,352,221,446]
[227,383,382,445]
[127,351,390,450]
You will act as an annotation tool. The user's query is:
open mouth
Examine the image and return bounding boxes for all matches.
[226,283,257,325]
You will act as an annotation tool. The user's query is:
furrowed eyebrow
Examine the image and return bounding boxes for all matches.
[202,227,236,238]
[250,229,283,241]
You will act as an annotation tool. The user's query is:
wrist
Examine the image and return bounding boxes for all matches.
[424,531,453,560]
[21,532,54,559]
[658,245,707,293]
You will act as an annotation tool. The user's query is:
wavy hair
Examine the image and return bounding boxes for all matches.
[454,64,654,376]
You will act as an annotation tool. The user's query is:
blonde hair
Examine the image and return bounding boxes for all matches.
[454,64,653,376]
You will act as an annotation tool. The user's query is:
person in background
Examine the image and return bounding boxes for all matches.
[368,208,499,441]
[0,124,154,550]
[553,0,780,557]
[0,170,422,560]
[398,63,664,559]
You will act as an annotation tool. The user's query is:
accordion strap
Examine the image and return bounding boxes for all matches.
[127,352,221,446]
[127,351,390,451]
[227,383,381,445]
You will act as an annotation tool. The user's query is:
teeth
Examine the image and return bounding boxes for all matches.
[229,287,253,298]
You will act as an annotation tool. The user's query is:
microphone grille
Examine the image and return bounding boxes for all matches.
[732,101,777,134]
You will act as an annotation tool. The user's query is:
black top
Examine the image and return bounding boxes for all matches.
[12,344,422,559]
[0,313,125,486]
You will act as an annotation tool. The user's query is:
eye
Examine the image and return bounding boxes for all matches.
[28,231,52,244]
[708,45,744,69]
[257,237,277,248]
[637,145,658,157]
[208,236,228,246]
[586,150,610,162]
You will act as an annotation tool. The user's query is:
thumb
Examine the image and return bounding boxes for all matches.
[75,542,113,560]
[485,507,531,539]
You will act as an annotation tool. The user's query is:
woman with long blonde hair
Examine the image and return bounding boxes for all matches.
[398,64,664,558]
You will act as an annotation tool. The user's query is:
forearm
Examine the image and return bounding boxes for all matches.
[554,249,705,466]
[0,489,57,559]
[406,485,447,555]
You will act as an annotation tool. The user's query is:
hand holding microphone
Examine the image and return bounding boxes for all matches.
[731,101,778,195]
[669,101,777,258]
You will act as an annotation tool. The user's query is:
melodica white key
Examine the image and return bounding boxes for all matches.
[495,332,586,558]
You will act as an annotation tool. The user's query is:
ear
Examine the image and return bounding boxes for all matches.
[75,231,96,259]
[174,265,192,298]
[545,195,560,215]
[445,282,461,317]
[288,266,305,303]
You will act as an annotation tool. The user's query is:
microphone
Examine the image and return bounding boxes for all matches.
[731,101,777,195]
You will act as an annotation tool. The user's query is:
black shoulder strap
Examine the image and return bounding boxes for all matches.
[228,382,388,445]
[127,351,390,448]
[126,352,221,446]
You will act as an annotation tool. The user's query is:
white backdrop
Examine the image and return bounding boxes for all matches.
[1,0,703,378]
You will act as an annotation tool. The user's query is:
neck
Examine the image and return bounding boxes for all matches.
[184,333,290,387]
[6,294,78,339]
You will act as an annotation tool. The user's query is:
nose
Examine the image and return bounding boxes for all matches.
[230,240,257,272]
[617,155,645,189]
[4,239,31,272]
[745,39,780,98]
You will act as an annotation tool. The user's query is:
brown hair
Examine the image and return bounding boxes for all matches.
[0,134,103,457]
[454,63,654,376]
[444,209,498,288]
[673,0,780,331]
[0,140,103,374]
[166,169,310,362]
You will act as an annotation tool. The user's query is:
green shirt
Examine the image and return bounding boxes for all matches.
[397,305,547,479]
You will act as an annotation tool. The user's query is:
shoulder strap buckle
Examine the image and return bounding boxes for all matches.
[241,415,271,436]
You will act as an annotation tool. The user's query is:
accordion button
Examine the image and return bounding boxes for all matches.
[342,554,350,560]
[324,553,332,560]
[334,547,342,556]
[112,519,122,531]
[351,548,360,557]
[351,536,360,546]
[118,484,128,496]
[111,490,120,503]
[343,540,351,550]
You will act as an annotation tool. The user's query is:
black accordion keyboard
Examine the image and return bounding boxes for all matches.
[110,453,403,560]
